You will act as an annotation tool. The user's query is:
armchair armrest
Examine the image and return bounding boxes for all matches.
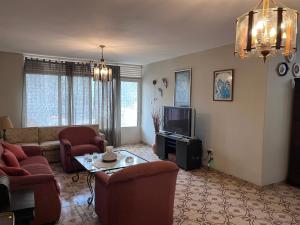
[22,145,43,157]
[95,172,109,187]
[92,136,104,152]
[60,139,72,147]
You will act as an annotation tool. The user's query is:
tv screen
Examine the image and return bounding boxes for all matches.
[163,106,192,137]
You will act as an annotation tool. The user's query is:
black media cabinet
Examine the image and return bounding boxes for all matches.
[156,132,202,170]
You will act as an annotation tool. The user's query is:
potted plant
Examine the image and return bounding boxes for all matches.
[151,110,161,154]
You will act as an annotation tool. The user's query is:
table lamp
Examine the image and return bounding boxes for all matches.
[0,116,13,141]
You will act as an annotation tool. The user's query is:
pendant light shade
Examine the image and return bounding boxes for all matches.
[235,0,298,62]
[93,45,112,81]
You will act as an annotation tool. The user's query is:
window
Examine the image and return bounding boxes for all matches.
[24,59,142,128]
[121,80,139,127]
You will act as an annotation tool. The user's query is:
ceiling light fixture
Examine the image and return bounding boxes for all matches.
[235,0,298,62]
[93,45,112,81]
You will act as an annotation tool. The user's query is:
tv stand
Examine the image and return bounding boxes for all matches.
[156,133,202,170]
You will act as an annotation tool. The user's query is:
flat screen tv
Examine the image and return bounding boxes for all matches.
[163,106,192,137]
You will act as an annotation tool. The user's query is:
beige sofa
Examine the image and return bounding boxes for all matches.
[5,124,106,162]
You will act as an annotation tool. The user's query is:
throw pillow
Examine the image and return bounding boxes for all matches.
[0,166,30,176]
[2,149,20,167]
[2,142,28,161]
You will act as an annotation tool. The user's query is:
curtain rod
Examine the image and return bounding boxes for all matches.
[23,53,142,67]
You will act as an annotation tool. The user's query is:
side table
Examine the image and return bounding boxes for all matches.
[0,189,35,225]
[0,212,14,225]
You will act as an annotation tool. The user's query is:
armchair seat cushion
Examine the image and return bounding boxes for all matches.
[20,156,49,167]
[21,163,53,175]
[40,140,60,152]
[71,144,100,156]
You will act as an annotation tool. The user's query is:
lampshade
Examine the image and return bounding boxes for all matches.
[235,0,298,62]
[0,116,14,130]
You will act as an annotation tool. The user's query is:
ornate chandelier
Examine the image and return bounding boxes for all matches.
[93,45,112,81]
[235,0,298,62]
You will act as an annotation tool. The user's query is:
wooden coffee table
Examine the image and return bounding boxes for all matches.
[72,150,148,205]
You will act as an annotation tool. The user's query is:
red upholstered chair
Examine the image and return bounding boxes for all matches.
[94,161,179,225]
[59,126,104,172]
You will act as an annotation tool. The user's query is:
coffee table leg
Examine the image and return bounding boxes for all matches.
[71,157,80,182]
[72,172,79,182]
[87,173,95,206]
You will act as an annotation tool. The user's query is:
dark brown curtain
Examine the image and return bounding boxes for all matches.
[92,65,121,146]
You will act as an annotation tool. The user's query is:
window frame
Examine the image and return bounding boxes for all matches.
[120,77,141,128]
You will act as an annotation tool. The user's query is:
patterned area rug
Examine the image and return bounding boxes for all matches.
[52,144,300,225]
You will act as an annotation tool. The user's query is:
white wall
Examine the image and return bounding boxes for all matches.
[0,51,24,127]
[142,44,269,186]
[121,127,141,145]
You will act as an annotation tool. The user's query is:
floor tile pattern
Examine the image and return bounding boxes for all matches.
[53,144,300,225]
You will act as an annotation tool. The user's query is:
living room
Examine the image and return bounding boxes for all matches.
[1,0,300,225]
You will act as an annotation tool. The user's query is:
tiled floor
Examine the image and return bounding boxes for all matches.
[52,144,300,225]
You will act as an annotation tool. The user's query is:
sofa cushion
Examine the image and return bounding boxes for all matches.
[39,126,66,143]
[40,140,60,152]
[21,163,53,175]
[2,142,28,161]
[71,144,99,156]
[0,166,30,176]
[20,156,49,167]
[5,127,39,144]
[2,149,20,167]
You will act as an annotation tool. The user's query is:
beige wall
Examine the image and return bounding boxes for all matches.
[0,51,24,127]
[261,55,298,185]
[142,44,269,186]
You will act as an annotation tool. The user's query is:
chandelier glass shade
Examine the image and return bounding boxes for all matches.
[235,0,298,62]
[93,45,112,81]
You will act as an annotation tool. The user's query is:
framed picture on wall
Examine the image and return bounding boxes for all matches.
[174,68,192,107]
[213,69,234,101]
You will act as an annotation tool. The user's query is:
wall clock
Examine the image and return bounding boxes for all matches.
[277,63,289,76]
[292,63,300,77]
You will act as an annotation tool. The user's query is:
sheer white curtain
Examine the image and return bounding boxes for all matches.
[72,76,92,125]
[91,65,121,146]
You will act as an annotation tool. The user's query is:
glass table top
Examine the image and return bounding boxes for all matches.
[74,150,148,173]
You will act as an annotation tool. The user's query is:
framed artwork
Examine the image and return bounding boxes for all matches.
[213,69,234,101]
[174,69,192,107]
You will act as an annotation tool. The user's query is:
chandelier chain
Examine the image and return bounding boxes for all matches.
[252,0,289,10]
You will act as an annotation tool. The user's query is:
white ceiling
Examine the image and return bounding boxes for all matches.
[0,0,299,65]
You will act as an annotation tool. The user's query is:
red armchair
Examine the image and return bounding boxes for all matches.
[59,126,104,172]
[0,143,61,225]
[94,161,179,225]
